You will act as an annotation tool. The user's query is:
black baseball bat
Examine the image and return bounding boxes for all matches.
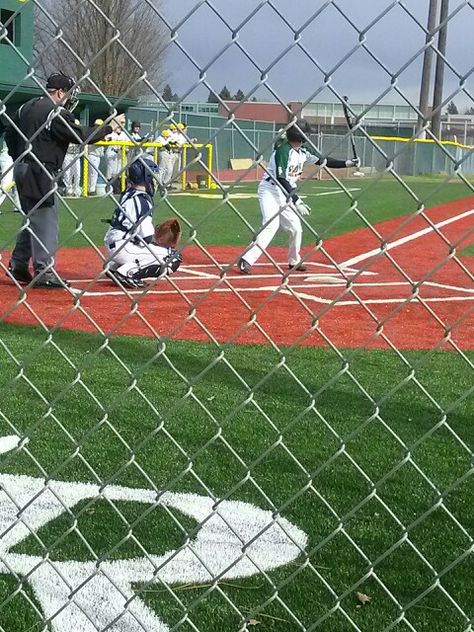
[342,95,358,161]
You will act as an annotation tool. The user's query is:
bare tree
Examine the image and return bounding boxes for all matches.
[34,0,168,98]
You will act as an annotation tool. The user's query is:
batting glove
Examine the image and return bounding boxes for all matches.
[295,198,311,216]
[346,157,361,168]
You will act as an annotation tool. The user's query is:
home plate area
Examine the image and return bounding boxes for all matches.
[2,202,473,351]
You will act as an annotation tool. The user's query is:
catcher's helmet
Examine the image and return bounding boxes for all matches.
[128,157,159,196]
[286,118,312,143]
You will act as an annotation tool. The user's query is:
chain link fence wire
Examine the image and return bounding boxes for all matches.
[0,1,473,631]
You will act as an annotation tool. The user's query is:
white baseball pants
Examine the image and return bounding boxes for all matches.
[87,154,101,193]
[157,150,173,188]
[62,153,81,196]
[105,239,169,278]
[106,151,121,181]
[243,183,302,267]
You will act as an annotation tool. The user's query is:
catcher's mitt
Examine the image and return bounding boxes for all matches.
[154,218,182,248]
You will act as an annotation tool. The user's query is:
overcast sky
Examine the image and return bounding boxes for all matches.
[157,0,473,111]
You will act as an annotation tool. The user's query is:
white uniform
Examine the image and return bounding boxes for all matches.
[0,143,21,211]
[167,129,182,187]
[62,143,82,196]
[105,130,128,184]
[244,140,343,267]
[87,144,104,194]
[155,133,173,189]
[104,187,169,278]
[171,129,188,184]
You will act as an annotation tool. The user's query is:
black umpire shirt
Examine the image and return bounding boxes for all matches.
[5,96,113,208]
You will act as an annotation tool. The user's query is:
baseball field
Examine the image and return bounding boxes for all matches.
[0,175,473,631]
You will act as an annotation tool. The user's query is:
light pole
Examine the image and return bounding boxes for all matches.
[417,0,439,137]
[431,0,450,139]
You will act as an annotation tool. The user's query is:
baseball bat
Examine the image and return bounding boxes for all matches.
[342,95,358,161]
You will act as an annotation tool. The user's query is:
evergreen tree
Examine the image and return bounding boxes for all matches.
[207,89,219,104]
[162,84,174,101]
[446,101,459,115]
[219,86,232,100]
[233,89,245,101]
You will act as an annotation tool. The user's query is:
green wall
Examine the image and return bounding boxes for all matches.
[0,0,34,85]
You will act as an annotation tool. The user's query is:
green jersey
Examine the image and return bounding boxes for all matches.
[261,140,347,196]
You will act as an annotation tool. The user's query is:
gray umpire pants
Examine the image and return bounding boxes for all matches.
[10,202,59,273]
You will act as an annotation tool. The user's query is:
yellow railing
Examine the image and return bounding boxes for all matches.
[81,141,213,197]
[370,135,473,150]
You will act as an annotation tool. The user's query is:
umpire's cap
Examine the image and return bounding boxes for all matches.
[46,72,75,92]
[286,118,312,143]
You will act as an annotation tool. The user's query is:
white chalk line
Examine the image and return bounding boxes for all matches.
[302,188,361,197]
[340,208,474,268]
[284,290,474,306]
[70,261,376,285]
[70,280,474,306]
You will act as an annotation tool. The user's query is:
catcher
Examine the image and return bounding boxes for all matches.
[104,157,182,289]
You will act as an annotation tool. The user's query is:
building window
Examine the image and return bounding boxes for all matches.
[1,9,21,47]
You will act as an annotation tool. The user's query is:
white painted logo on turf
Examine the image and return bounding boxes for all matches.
[0,440,307,631]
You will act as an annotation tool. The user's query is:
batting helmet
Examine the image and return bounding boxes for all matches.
[286,118,312,143]
[169,123,177,130]
[128,157,159,196]
[161,129,171,138]
[177,123,185,130]
[94,118,104,125]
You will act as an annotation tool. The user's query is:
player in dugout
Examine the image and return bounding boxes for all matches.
[238,118,360,275]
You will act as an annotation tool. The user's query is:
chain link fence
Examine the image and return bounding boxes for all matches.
[0,1,473,631]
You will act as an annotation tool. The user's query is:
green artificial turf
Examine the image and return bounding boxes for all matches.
[1,176,473,253]
[0,323,472,631]
[460,243,474,256]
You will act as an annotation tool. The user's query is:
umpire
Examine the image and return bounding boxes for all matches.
[5,72,125,289]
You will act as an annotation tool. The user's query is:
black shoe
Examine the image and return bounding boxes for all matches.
[7,264,33,285]
[109,270,145,289]
[238,258,251,275]
[32,272,70,289]
[288,263,307,272]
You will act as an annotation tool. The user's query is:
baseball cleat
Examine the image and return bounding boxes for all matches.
[31,272,70,289]
[107,270,145,289]
[7,264,33,285]
[238,258,251,275]
[288,263,307,272]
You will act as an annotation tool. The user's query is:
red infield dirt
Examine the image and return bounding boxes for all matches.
[1,198,473,351]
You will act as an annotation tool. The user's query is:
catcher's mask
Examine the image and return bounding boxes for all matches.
[128,157,159,196]
[286,118,312,143]
[46,72,80,112]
